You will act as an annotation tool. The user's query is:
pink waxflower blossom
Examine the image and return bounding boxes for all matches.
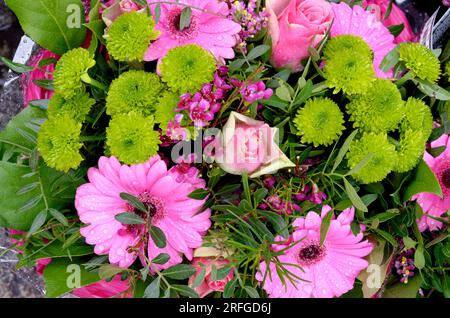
[144,0,241,62]
[240,81,273,103]
[362,0,417,43]
[256,205,373,298]
[414,133,450,232]
[75,156,211,269]
[331,2,396,79]
[21,49,58,106]
[72,275,132,298]
[267,0,333,72]
[188,257,234,297]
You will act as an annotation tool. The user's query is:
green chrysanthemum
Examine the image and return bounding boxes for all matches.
[323,35,373,61]
[399,43,441,83]
[323,50,375,95]
[155,91,179,131]
[37,114,83,172]
[105,11,160,62]
[160,44,216,93]
[347,133,396,184]
[47,92,96,122]
[346,79,404,133]
[53,48,95,100]
[106,70,164,117]
[401,97,433,142]
[393,129,426,173]
[106,112,161,164]
[294,97,345,146]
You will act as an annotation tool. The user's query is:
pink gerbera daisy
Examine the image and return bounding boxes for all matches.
[75,155,211,269]
[144,0,241,62]
[330,2,396,78]
[256,206,373,298]
[414,133,450,232]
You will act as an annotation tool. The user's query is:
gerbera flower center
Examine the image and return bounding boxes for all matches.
[167,8,199,40]
[440,168,450,189]
[125,192,165,225]
[297,241,326,266]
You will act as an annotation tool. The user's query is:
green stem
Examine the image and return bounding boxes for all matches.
[81,73,108,91]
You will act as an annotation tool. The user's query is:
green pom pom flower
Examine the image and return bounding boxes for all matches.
[393,129,426,173]
[323,50,375,95]
[294,97,345,146]
[37,114,83,172]
[399,43,441,83]
[155,91,179,131]
[106,11,160,62]
[48,92,95,123]
[346,79,404,133]
[401,97,433,142]
[106,112,161,164]
[160,44,216,93]
[53,48,95,99]
[106,70,164,117]
[446,61,450,81]
[347,133,396,184]
[323,35,373,61]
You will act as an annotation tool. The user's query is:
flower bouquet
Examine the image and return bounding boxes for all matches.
[0,0,449,299]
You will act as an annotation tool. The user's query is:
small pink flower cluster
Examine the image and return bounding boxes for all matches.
[294,184,327,204]
[177,66,233,127]
[239,80,273,103]
[229,0,270,53]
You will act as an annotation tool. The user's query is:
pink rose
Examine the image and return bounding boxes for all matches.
[267,0,333,72]
[103,0,144,27]
[214,112,295,178]
[363,0,417,43]
[188,258,234,298]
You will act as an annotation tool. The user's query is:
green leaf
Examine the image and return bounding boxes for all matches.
[373,228,398,247]
[162,264,197,280]
[154,3,161,23]
[320,209,333,246]
[48,208,68,226]
[0,56,34,73]
[343,178,368,212]
[98,264,124,280]
[144,277,161,298]
[114,212,145,225]
[244,286,260,298]
[0,161,81,231]
[275,84,291,102]
[403,159,442,202]
[29,99,50,110]
[383,275,422,298]
[223,278,237,298]
[84,19,106,46]
[150,225,166,248]
[32,79,54,90]
[27,209,47,237]
[388,23,404,37]
[347,152,374,176]
[380,45,399,72]
[179,6,192,31]
[191,268,206,288]
[17,240,93,267]
[414,246,425,269]
[172,285,199,298]
[416,79,450,101]
[247,45,270,60]
[332,130,358,173]
[152,253,170,265]
[188,188,209,200]
[292,79,313,106]
[42,258,101,298]
[119,192,147,213]
[5,0,87,55]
